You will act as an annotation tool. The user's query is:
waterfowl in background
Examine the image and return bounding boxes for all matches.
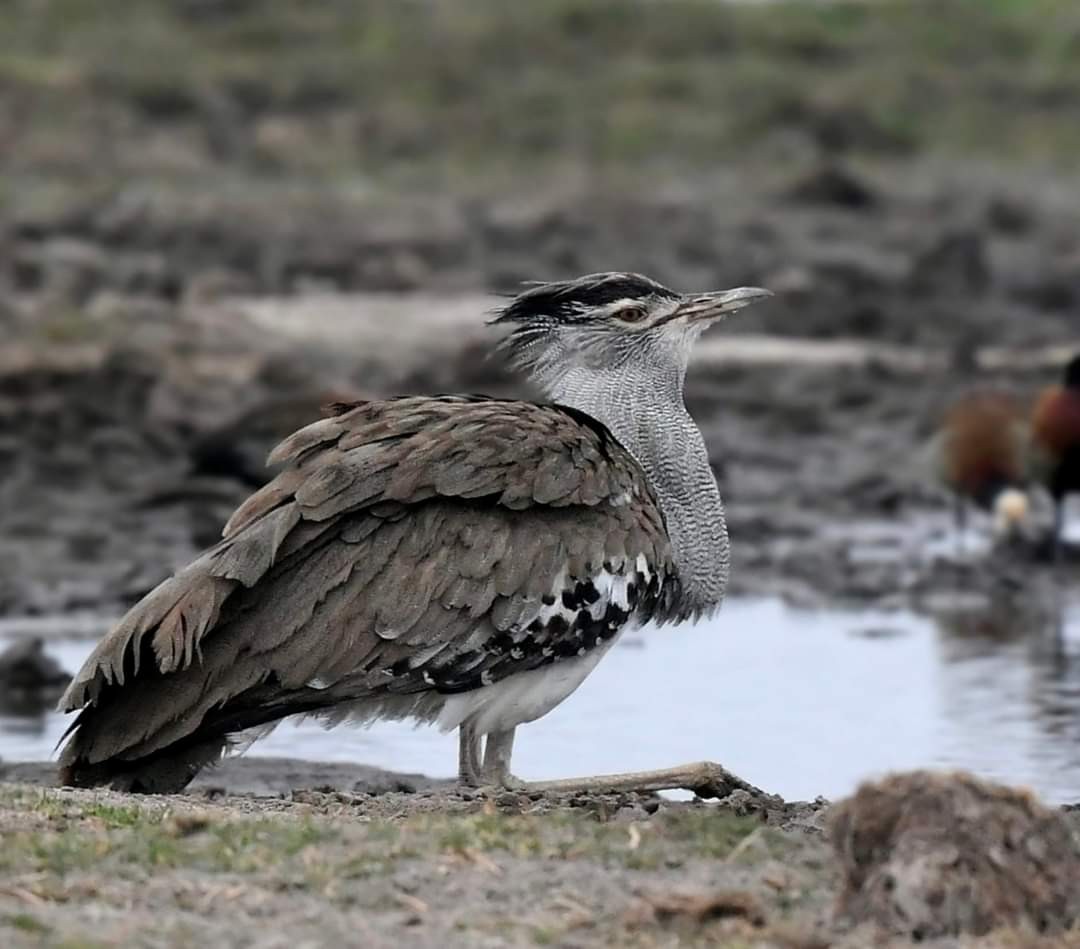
[1031,354,1080,560]
[931,391,1031,543]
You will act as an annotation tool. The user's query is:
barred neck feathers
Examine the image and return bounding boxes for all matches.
[492,272,771,620]
[545,350,728,621]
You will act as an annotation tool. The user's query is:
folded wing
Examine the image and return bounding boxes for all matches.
[59,396,675,789]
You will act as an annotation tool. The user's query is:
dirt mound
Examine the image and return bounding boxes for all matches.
[830,770,1080,939]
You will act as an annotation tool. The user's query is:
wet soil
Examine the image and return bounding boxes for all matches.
[3,0,1079,631]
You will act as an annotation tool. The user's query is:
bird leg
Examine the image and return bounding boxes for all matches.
[473,728,760,800]
[480,727,525,788]
[520,761,762,800]
[953,494,967,558]
[1053,497,1065,565]
[457,723,483,787]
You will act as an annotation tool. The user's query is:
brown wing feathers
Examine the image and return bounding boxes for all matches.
[58,396,674,789]
[941,393,1027,498]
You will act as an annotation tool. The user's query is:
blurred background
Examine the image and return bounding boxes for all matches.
[3,0,1080,800]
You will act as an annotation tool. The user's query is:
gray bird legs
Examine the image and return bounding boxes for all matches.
[457,723,483,785]
[458,726,520,787]
[458,725,758,799]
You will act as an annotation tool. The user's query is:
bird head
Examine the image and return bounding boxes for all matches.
[991,487,1030,540]
[493,272,772,393]
[1065,354,1080,389]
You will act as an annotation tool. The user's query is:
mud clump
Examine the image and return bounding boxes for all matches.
[783,162,879,210]
[0,638,70,689]
[0,638,71,716]
[830,770,1080,939]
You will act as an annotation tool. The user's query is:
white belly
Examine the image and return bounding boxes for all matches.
[436,635,618,736]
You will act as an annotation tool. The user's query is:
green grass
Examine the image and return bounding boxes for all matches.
[2,816,329,877]
[0,789,820,949]
[424,806,763,869]
[2,0,1080,199]
[0,789,333,881]
[0,788,765,889]
[5,912,51,934]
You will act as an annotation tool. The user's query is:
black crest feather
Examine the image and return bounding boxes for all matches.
[492,272,677,326]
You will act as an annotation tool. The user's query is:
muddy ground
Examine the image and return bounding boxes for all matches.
[2,265,1075,626]
[4,3,1080,625]
[2,212,1078,944]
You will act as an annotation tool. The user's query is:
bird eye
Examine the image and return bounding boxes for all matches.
[618,304,648,323]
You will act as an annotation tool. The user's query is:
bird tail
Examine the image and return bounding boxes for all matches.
[57,728,231,793]
[58,674,344,792]
[54,475,333,792]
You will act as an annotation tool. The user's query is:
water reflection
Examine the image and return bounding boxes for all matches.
[924,588,1080,796]
[0,636,70,740]
[932,592,1062,655]
[0,693,54,760]
[0,693,56,723]
[3,596,1080,802]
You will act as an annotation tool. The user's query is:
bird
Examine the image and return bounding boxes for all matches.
[1030,353,1080,559]
[929,391,1031,543]
[57,272,772,795]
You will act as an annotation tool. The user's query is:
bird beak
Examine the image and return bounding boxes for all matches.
[673,286,774,324]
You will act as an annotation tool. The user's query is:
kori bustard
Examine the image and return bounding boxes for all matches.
[59,273,772,795]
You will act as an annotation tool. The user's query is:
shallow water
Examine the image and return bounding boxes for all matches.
[4,596,1080,803]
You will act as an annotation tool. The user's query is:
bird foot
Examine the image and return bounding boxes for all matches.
[515,761,762,800]
[462,768,527,792]
[491,772,528,792]
[457,771,483,789]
